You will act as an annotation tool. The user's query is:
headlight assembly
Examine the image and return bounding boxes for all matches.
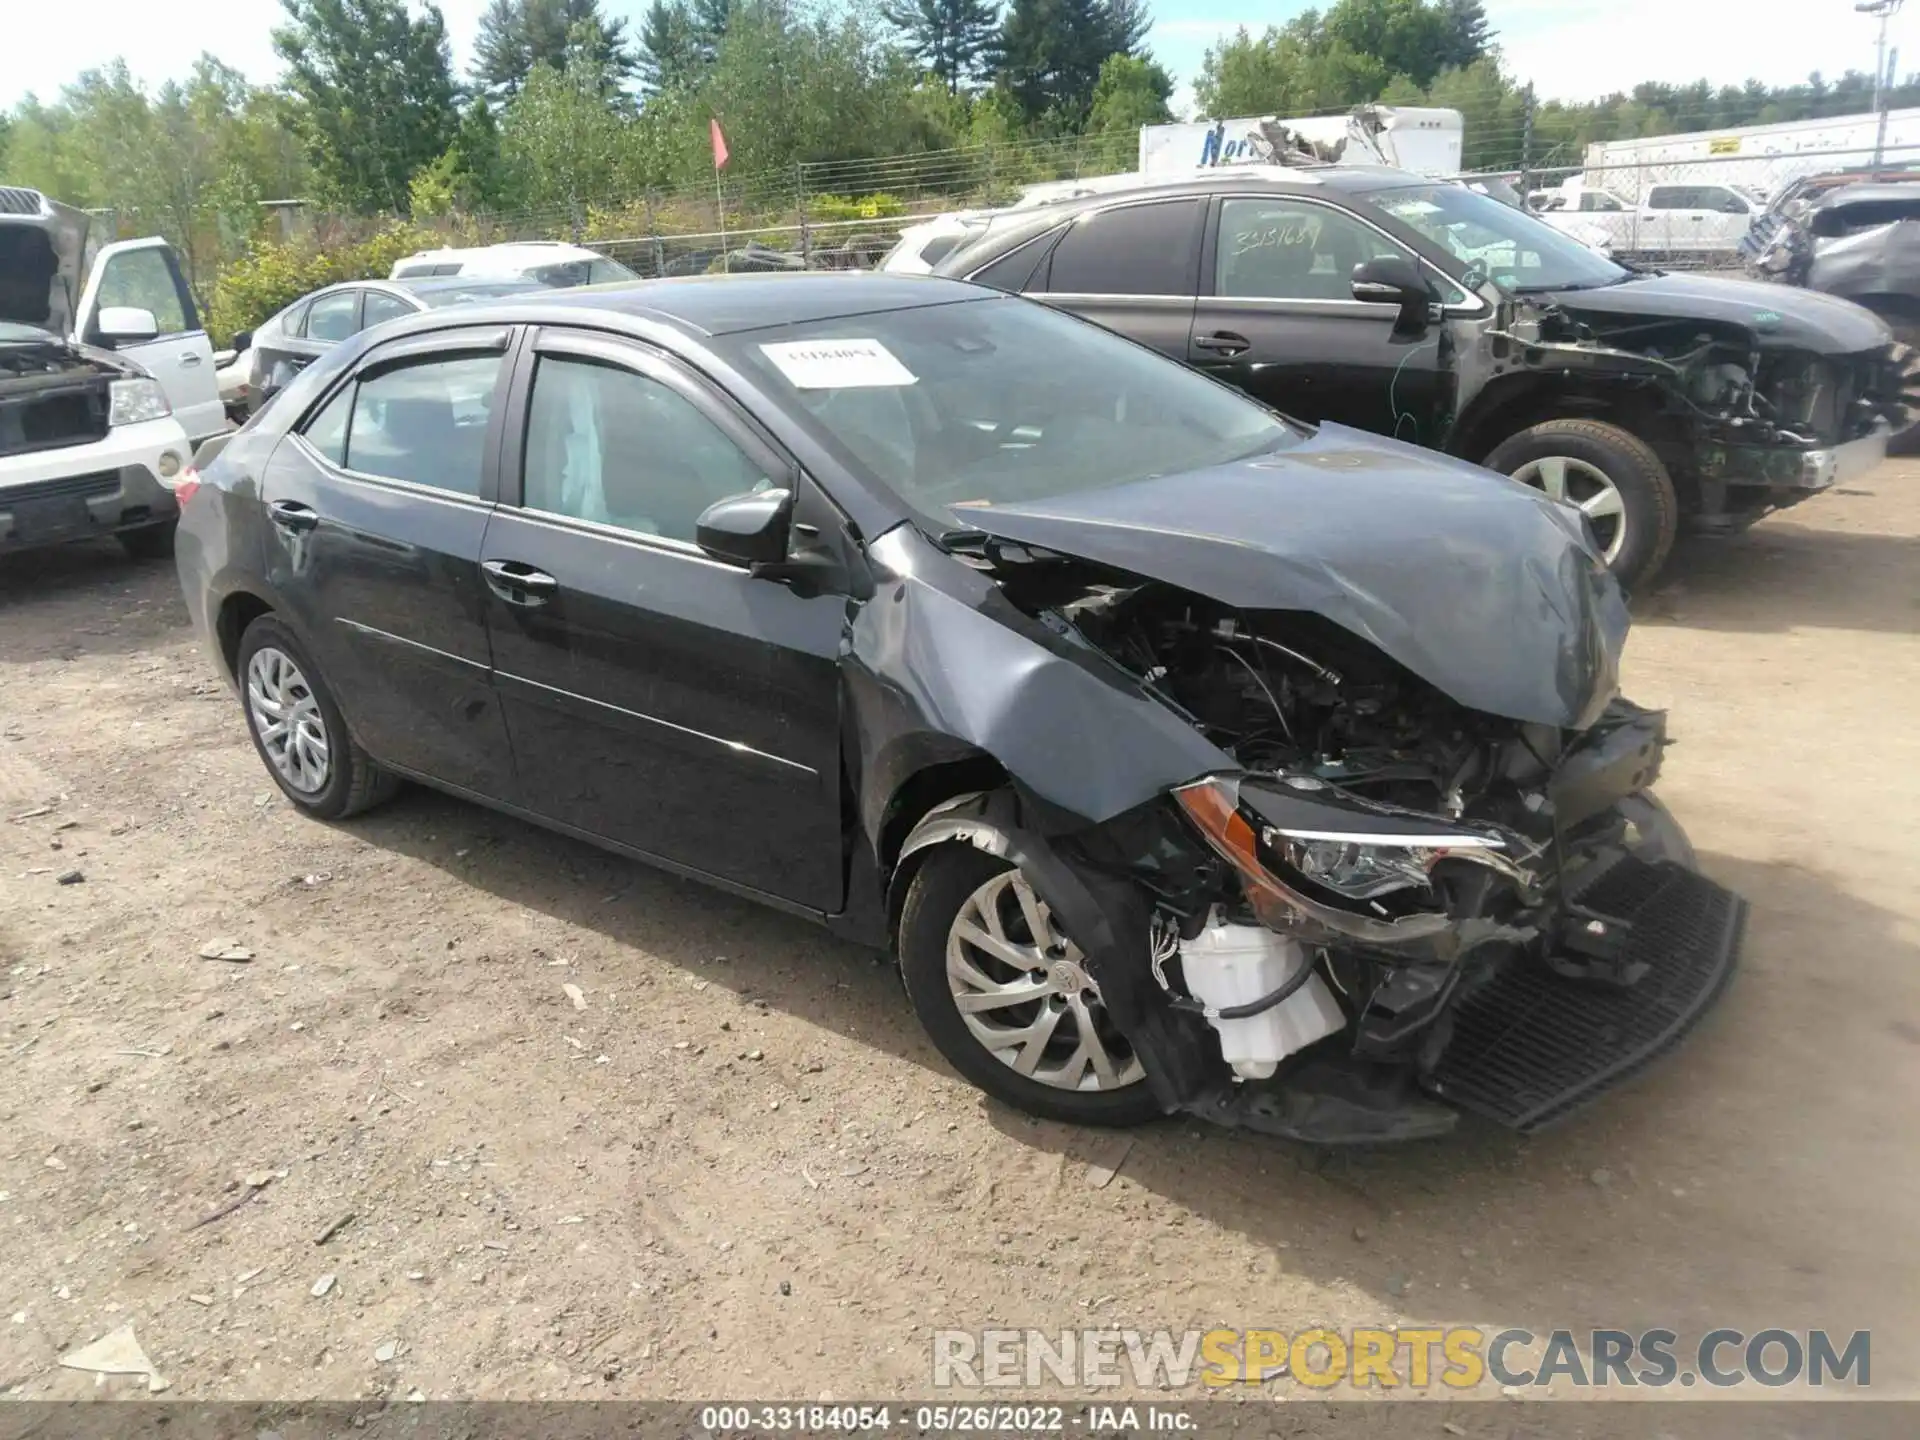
[109,377,172,427]
[1171,776,1521,944]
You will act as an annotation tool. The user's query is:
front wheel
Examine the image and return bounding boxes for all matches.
[897,845,1161,1127]
[1485,419,1679,589]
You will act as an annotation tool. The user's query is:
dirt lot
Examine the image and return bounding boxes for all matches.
[2,467,1917,1408]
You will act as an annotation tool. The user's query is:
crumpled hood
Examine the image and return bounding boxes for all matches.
[1532,270,1891,355]
[956,423,1631,731]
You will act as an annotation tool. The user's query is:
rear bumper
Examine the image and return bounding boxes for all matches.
[0,417,191,551]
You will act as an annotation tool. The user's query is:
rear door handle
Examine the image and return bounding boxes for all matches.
[1193,331,1251,357]
[482,559,559,605]
[179,352,204,367]
[267,499,319,533]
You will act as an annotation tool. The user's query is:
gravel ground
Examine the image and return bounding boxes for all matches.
[1,466,1917,1406]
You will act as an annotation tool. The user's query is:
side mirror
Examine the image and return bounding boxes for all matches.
[1350,255,1436,330]
[230,330,254,354]
[95,306,160,347]
[696,487,793,569]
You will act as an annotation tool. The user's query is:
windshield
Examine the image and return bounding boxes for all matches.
[521,257,638,288]
[1373,183,1629,293]
[723,297,1296,521]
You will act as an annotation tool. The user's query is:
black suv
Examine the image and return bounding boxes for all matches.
[911,166,1911,586]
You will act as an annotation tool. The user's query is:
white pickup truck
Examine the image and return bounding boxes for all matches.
[1,186,226,557]
[1532,175,1767,257]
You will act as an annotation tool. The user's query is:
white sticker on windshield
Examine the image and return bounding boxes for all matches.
[759,338,917,389]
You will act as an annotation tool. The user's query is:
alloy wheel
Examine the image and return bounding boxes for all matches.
[1510,454,1629,564]
[246,646,331,794]
[945,869,1145,1093]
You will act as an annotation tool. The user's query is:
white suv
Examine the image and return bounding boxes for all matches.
[389,241,639,288]
[1,187,215,558]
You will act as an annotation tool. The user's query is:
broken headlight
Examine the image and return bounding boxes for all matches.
[1172,777,1515,939]
[1264,833,1440,902]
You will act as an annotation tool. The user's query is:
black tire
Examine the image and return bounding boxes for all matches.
[235,614,399,820]
[1485,418,1679,590]
[118,520,177,560]
[897,844,1161,1127]
[1872,310,1920,455]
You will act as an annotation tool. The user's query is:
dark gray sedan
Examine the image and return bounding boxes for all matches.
[174,273,1742,1144]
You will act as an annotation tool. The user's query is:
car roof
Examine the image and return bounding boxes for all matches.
[398,241,604,264]
[391,275,548,300]
[508,271,988,336]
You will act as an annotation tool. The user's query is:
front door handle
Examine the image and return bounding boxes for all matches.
[1193,330,1251,357]
[267,499,319,533]
[179,352,204,367]
[482,559,559,605]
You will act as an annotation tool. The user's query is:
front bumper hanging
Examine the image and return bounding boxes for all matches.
[1424,853,1747,1132]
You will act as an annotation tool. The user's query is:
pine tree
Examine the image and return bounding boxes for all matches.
[996,0,1146,125]
[1436,0,1494,73]
[471,0,638,100]
[880,0,1002,94]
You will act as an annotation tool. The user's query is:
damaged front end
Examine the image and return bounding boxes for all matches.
[1485,273,1914,526]
[902,461,1748,1143]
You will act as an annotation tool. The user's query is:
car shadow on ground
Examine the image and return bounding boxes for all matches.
[1638,517,1920,636]
[0,540,187,664]
[349,788,1920,1345]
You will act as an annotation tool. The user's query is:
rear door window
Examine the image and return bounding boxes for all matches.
[305,290,362,343]
[1040,200,1204,296]
[361,290,415,328]
[345,353,503,493]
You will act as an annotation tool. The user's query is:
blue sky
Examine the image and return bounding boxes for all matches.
[4,0,1915,113]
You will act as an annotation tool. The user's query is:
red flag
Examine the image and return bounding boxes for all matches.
[710,118,729,170]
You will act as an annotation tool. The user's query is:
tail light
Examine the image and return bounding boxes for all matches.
[173,467,201,508]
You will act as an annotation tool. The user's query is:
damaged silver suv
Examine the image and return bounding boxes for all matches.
[179,275,1745,1143]
[914,167,1915,586]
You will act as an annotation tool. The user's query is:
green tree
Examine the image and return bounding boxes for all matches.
[1436,0,1493,72]
[472,0,638,100]
[1087,53,1172,131]
[996,0,1148,127]
[639,0,704,92]
[273,0,460,214]
[499,50,629,217]
[881,0,1001,93]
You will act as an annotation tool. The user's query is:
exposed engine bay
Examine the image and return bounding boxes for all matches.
[959,541,1743,1142]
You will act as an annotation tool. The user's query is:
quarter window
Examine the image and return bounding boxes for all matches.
[305,290,362,342]
[361,291,414,328]
[1042,200,1204,296]
[340,353,502,493]
[1216,197,1420,302]
[522,355,771,544]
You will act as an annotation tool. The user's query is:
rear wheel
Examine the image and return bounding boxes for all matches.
[898,845,1160,1126]
[1485,419,1678,589]
[236,615,398,820]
